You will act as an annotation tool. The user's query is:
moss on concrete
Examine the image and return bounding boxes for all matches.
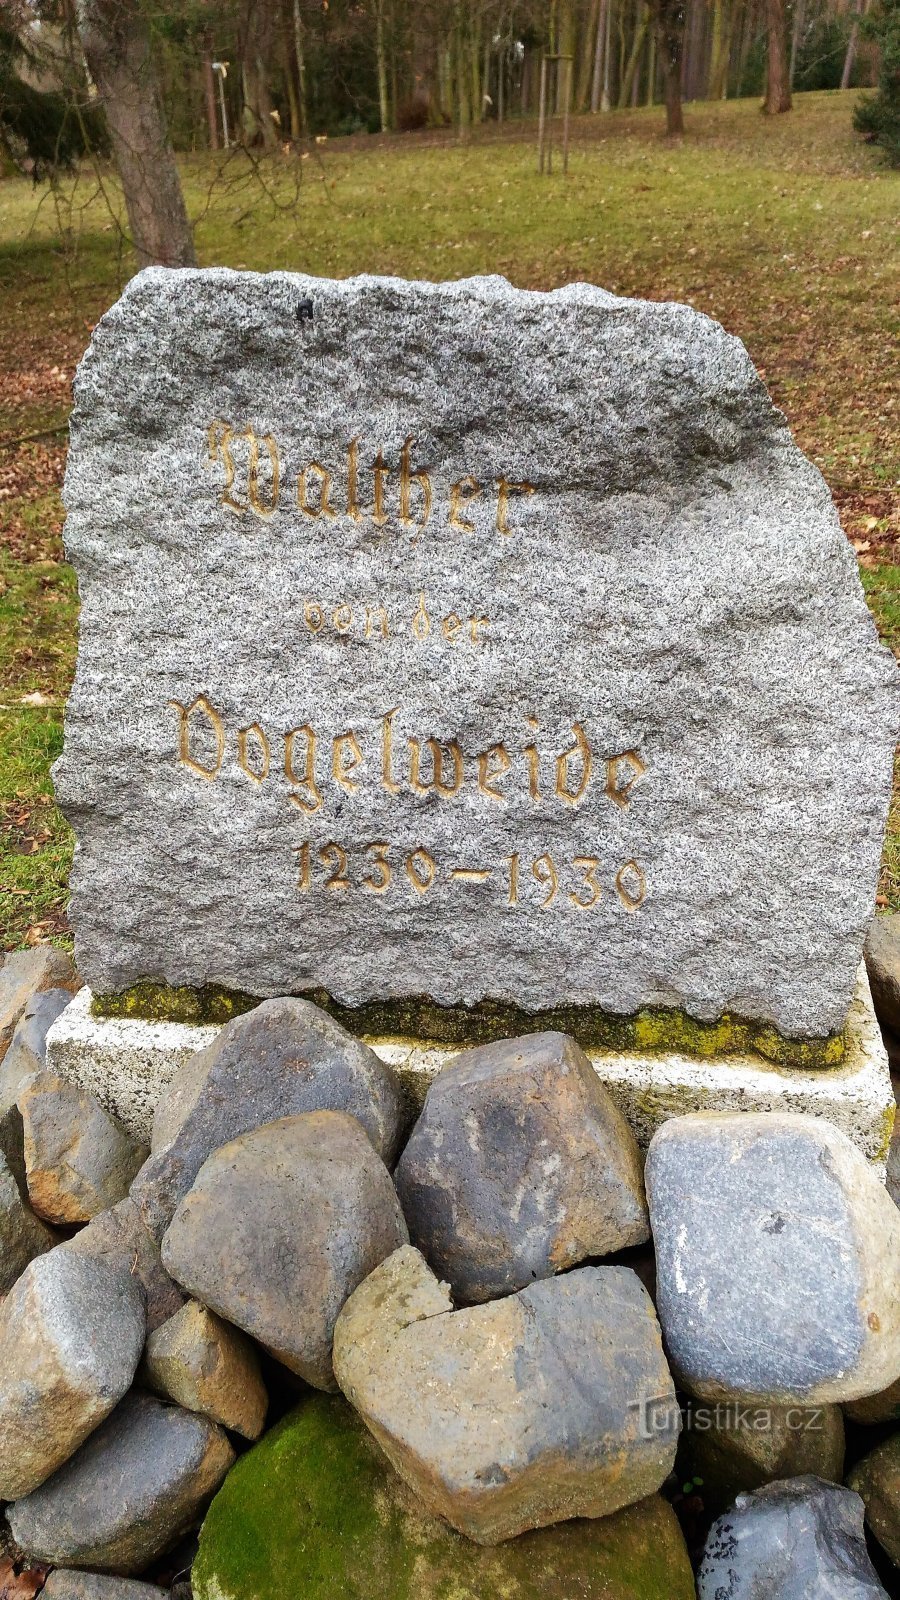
[92,981,845,1069]
[192,1395,695,1600]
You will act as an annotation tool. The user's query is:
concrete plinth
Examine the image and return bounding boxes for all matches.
[46,967,894,1173]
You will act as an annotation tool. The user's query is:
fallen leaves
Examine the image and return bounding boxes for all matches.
[0,1557,48,1600]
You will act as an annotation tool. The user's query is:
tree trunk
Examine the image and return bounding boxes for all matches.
[602,0,613,108]
[763,0,791,112]
[646,25,656,100]
[651,0,685,134]
[841,0,866,89]
[77,0,196,268]
[579,0,601,108]
[789,0,805,86]
[292,0,310,133]
[202,48,219,150]
[591,0,607,108]
[620,5,649,105]
[375,0,390,132]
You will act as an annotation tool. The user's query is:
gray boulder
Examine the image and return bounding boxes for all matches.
[0,988,73,1114]
[161,1110,408,1388]
[394,1031,648,1304]
[697,1476,888,1598]
[0,1249,145,1500]
[141,1299,267,1439]
[678,1399,845,1517]
[65,1195,184,1332]
[333,1245,680,1544]
[0,1145,55,1297]
[646,1112,900,1403]
[133,998,406,1240]
[20,1073,148,1225]
[0,948,77,1062]
[848,1431,900,1567]
[8,1390,234,1572]
[865,916,900,1036]
[41,1575,167,1600]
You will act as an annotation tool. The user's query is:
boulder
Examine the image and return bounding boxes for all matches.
[333,1245,679,1544]
[394,1031,648,1304]
[65,1196,183,1332]
[132,998,406,1240]
[0,1250,145,1500]
[848,1431,900,1567]
[697,1476,887,1598]
[192,1394,696,1600]
[646,1112,900,1403]
[0,948,78,1063]
[0,1147,55,1297]
[20,1074,148,1225]
[8,1391,234,1574]
[678,1399,845,1517]
[845,1376,900,1426]
[865,916,900,1036]
[161,1111,408,1388]
[0,989,74,1114]
[142,1300,267,1439]
[41,1576,167,1600]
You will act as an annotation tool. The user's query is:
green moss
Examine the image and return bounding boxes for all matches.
[875,1100,896,1164]
[92,981,845,1069]
[192,1395,695,1600]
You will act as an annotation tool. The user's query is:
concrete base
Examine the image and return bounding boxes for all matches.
[46,966,894,1173]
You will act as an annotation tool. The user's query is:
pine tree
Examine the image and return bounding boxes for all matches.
[854,0,900,165]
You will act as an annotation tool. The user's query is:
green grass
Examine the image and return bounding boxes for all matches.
[0,89,897,948]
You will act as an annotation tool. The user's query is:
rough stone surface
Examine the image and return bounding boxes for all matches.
[132,998,405,1240]
[41,1575,167,1600]
[395,1030,648,1302]
[141,1299,267,1438]
[0,948,78,1062]
[8,1391,234,1573]
[65,1196,183,1332]
[697,1476,888,1598]
[0,990,74,1115]
[333,1245,680,1544]
[647,1112,900,1403]
[20,1073,148,1225]
[0,1250,145,1500]
[161,1110,408,1387]
[0,1147,55,1297]
[677,1401,845,1517]
[54,269,898,1039]
[848,1432,900,1567]
[193,1395,696,1600]
[52,965,895,1170]
[866,916,900,1036]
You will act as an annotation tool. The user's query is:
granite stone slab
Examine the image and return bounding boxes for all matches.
[54,270,898,1038]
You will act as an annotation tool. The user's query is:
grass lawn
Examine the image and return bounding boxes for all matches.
[0,88,897,951]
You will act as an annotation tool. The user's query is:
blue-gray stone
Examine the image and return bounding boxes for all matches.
[697,1476,888,1598]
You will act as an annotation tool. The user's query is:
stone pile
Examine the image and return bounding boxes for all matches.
[1,948,900,1597]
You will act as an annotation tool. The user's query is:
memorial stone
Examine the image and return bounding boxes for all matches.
[54,270,898,1045]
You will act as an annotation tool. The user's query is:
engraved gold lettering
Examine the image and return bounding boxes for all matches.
[449,475,480,532]
[246,431,279,517]
[297,462,336,519]
[237,723,270,783]
[332,604,353,634]
[496,476,535,535]
[555,723,592,807]
[207,422,243,515]
[363,841,392,893]
[406,847,436,894]
[364,606,389,639]
[469,614,489,643]
[346,437,362,521]
[451,867,491,882]
[409,738,464,798]
[295,840,311,891]
[570,856,602,909]
[285,724,321,814]
[606,749,647,810]
[304,601,325,634]
[412,594,431,642]
[332,731,363,793]
[532,853,558,906]
[372,450,388,527]
[381,709,402,796]
[320,842,350,890]
[399,437,433,538]
[169,695,225,781]
[441,613,463,644]
[615,859,647,911]
[478,743,511,803]
[506,852,520,904]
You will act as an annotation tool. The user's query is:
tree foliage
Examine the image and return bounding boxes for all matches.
[854,0,900,162]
